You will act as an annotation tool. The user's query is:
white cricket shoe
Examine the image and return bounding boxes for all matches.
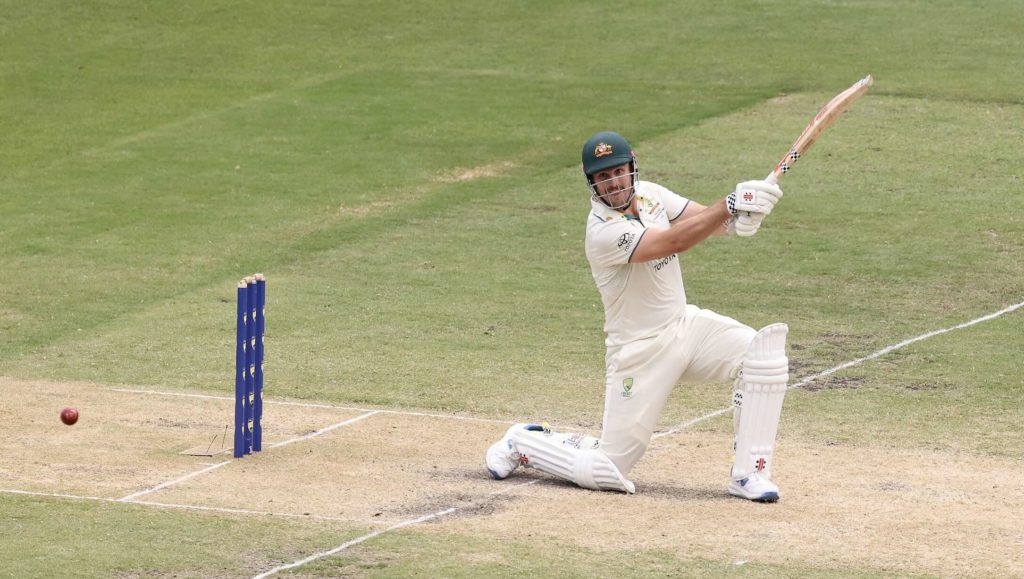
[485,423,540,480]
[728,473,780,503]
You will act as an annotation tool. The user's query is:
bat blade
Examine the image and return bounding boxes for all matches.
[766,75,873,184]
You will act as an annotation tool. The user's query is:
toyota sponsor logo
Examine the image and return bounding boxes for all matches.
[651,254,677,271]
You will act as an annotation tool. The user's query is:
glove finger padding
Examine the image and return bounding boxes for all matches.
[729,180,783,215]
[735,212,764,237]
[740,180,783,198]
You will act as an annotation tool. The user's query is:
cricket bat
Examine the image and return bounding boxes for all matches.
[735,75,873,236]
[766,75,874,184]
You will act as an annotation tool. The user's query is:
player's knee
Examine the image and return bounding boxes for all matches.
[600,429,651,475]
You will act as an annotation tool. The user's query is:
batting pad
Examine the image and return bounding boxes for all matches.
[732,323,789,480]
[512,428,636,494]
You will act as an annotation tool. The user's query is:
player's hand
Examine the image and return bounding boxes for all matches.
[726,180,783,216]
[734,212,765,237]
[725,213,765,237]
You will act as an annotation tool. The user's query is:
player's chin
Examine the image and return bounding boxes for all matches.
[602,189,631,208]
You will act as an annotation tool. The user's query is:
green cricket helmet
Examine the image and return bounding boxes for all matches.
[581,131,639,209]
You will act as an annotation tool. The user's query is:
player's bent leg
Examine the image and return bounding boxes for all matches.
[598,420,653,477]
[514,426,636,493]
[730,323,788,503]
[485,423,538,479]
[486,423,635,493]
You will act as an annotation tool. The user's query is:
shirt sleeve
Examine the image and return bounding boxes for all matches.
[585,216,646,268]
[645,182,690,221]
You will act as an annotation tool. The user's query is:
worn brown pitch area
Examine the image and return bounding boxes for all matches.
[2,378,1021,577]
[150,411,505,522]
[444,433,1024,577]
[0,377,369,498]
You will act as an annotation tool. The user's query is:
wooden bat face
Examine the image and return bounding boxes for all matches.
[767,75,873,184]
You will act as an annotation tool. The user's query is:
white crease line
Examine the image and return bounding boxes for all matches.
[654,299,1024,439]
[118,461,233,501]
[0,488,348,521]
[378,409,506,424]
[266,411,378,450]
[24,301,1024,575]
[116,411,379,501]
[1,488,111,502]
[251,479,538,579]
[106,388,508,424]
[251,510,456,579]
[651,407,732,439]
[107,388,234,402]
[788,299,1024,389]
[12,71,354,181]
[129,499,350,522]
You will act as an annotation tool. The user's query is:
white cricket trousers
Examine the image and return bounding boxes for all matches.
[600,304,756,475]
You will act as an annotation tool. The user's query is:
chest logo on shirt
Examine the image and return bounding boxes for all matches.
[641,197,664,219]
[617,232,636,252]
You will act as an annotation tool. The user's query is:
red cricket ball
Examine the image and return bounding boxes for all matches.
[60,407,79,426]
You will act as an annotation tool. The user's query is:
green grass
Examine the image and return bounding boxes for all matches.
[0,495,363,579]
[1,495,921,579]
[2,0,1022,576]
[294,531,915,579]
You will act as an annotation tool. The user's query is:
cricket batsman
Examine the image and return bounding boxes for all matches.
[486,131,789,502]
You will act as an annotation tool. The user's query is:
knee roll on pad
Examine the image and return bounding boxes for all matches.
[511,428,636,494]
[732,323,789,480]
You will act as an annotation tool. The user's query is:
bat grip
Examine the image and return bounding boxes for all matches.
[765,173,779,185]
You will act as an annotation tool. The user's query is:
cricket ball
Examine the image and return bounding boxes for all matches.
[60,407,79,426]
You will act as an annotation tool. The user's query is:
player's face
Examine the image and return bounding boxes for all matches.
[591,162,635,208]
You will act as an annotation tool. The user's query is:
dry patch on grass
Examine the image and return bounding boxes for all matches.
[435,161,516,183]
[335,200,395,217]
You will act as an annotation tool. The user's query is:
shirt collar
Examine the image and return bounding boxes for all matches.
[590,195,642,222]
[590,197,618,220]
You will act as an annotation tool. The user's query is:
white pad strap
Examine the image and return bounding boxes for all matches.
[511,428,636,494]
[732,323,789,480]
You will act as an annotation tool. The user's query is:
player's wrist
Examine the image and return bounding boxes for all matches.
[725,191,737,215]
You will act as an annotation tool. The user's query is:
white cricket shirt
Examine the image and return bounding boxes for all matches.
[585,181,690,348]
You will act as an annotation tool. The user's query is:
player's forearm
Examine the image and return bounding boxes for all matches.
[664,198,733,251]
[631,199,732,261]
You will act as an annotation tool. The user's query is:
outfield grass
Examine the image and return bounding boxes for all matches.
[0,494,363,578]
[2,0,1022,577]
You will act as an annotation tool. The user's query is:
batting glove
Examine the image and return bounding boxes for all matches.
[734,212,765,237]
[726,180,783,216]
